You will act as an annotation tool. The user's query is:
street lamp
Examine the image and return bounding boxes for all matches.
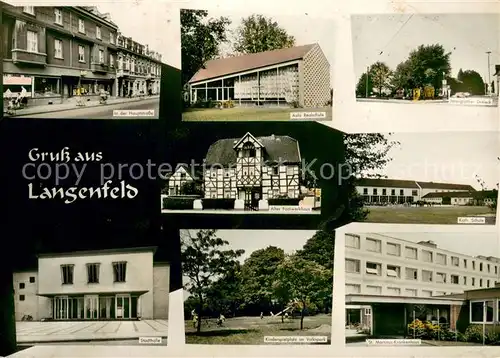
[486,51,492,95]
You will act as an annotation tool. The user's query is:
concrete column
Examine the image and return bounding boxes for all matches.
[114,79,118,97]
[205,83,208,100]
[127,81,131,96]
[239,75,241,106]
[222,79,224,101]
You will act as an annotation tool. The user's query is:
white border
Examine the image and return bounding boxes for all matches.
[329,2,500,133]
[333,222,500,357]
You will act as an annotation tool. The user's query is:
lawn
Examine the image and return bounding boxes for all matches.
[365,206,496,224]
[182,106,332,121]
[185,314,331,345]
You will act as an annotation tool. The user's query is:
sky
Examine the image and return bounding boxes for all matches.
[181,229,317,299]
[204,10,335,85]
[351,14,500,81]
[363,132,499,190]
[375,232,499,258]
[91,2,171,64]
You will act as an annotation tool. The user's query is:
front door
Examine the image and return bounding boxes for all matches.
[84,295,99,319]
[54,296,69,320]
[116,294,131,319]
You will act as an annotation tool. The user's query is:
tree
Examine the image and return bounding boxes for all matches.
[181,9,231,86]
[273,255,331,330]
[297,230,334,272]
[403,44,451,89]
[355,72,373,98]
[206,262,244,317]
[232,14,295,54]
[391,60,413,92]
[342,133,400,222]
[240,246,285,312]
[180,181,203,196]
[369,62,392,97]
[181,229,244,333]
[457,70,485,95]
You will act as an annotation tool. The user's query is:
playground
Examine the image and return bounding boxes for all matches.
[185,313,332,345]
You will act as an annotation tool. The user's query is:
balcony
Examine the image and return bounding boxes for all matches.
[117,68,130,77]
[91,62,109,73]
[12,49,47,66]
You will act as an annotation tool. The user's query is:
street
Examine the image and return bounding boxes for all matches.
[14,97,160,119]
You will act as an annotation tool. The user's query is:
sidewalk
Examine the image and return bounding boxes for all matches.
[16,320,168,344]
[4,95,159,117]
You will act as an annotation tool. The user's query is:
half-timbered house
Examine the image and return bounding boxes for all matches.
[203,132,301,209]
[187,44,331,108]
[166,164,203,196]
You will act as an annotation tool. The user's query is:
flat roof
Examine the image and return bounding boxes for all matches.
[346,294,465,306]
[37,246,158,259]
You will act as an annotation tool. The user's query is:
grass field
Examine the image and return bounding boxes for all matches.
[182,106,332,121]
[366,206,496,224]
[185,314,331,345]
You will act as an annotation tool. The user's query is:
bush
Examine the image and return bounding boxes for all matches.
[163,197,195,210]
[485,330,500,344]
[268,198,301,206]
[191,99,217,109]
[202,198,235,210]
[465,324,483,343]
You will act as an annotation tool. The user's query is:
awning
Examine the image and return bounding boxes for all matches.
[346,294,465,306]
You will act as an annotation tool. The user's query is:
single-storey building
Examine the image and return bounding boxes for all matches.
[187,44,331,108]
[422,190,496,206]
[355,178,476,205]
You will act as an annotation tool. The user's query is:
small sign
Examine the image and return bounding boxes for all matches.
[366,339,421,345]
[457,217,486,224]
[290,111,327,120]
[268,206,313,213]
[264,336,327,343]
[113,109,155,117]
[139,337,162,344]
[449,97,495,106]
[3,76,32,85]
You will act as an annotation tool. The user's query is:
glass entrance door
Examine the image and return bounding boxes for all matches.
[54,296,69,320]
[115,294,131,319]
[84,295,99,319]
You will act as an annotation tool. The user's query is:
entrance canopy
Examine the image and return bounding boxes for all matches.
[346,294,465,306]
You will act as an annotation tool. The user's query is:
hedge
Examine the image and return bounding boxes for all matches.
[268,198,301,206]
[202,198,235,210]
[163,197,195,210]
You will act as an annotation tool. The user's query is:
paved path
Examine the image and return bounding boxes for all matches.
[5,96,159,119]
[16,320,168,343]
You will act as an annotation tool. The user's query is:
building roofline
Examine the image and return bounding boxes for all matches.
[72,7,119,30]
[37,246,158,259]
[351,233,500,262]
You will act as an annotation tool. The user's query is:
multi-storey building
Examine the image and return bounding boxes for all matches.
[355,178,476,205]
[203,132,301,209]
[12,247,169,321]
[2,5,162,106]
[345,233,500,336]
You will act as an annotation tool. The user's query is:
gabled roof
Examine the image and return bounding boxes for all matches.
[189,44,316,84]
[422,190,495,199]
[205,135,300,166]
[416,181,475,191]
[356,178,476,191]
[355,178,419,189]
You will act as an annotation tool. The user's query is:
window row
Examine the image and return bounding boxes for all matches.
[22,7,115,43]
[117,57,161,75]
[17,276,36,290]
[60,262,127,285]
[346,259,496,288]
[362,188,418,196]
[346,235,498,274]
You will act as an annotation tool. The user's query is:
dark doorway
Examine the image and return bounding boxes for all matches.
[244,188,261,211]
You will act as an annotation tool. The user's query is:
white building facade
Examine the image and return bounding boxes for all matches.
[356,178,475,204]
[345,233,500,298]
[13,247,169,321]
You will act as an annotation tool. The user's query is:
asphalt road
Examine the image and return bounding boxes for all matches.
[18,98,160,119]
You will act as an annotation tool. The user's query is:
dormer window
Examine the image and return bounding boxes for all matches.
[242,142,256,158]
